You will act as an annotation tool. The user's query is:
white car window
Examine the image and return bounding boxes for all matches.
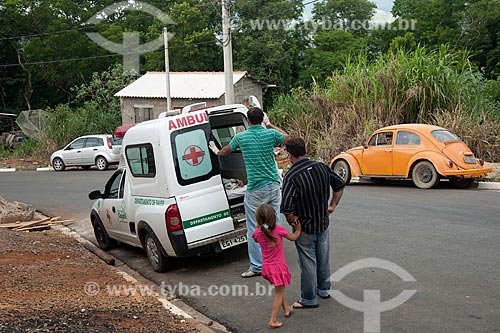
[85,137,103,148]
[69,138,86,149]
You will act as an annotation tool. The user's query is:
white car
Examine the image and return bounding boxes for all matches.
[50,134,120,171]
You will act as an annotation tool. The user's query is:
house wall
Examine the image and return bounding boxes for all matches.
[120,76,265,125]
[120,97,221,125]
[234,77,264,107]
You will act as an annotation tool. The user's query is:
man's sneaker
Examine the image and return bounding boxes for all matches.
[241,270,261,278]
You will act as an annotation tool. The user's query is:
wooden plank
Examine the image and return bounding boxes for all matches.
[47,219,74,225]
[17,224,52,232]
[0,221,25,229]
[12,217,51,230]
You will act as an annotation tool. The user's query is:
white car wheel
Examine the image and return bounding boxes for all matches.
[52,157,65,171]
[96,156,109,171]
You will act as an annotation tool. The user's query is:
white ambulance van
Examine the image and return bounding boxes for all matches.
[88,104,249,272]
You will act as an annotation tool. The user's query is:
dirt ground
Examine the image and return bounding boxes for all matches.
[0,228,200,333]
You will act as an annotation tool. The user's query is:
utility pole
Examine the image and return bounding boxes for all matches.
[163,27,172,111]
[222,0,234,104]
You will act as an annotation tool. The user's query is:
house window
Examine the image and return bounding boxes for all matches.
[134,106,153,123]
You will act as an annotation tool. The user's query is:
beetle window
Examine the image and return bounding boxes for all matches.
[396,131,421,145]
[431,130,460,143]
[125,144,156,178]
[368,132,393,146]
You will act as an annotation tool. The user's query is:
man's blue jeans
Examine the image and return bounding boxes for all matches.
[295,228,331,306]
[244,183,282,273]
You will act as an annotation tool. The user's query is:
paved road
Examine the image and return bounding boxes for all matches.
[1,171,499,332]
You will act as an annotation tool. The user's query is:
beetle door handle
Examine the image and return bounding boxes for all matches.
[385,149,392,152]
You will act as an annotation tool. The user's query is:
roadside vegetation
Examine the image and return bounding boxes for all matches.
[270,46,500,163]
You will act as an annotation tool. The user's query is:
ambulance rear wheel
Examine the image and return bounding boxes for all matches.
[145,232,168,273]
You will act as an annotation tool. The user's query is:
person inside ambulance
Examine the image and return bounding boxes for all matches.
[209,107,289,278]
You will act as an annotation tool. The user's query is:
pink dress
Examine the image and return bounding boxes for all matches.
[252,226,291,286]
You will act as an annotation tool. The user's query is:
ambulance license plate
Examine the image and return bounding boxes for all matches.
[219,234,247,250]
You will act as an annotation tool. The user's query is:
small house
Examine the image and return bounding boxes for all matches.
[115,71,270,125]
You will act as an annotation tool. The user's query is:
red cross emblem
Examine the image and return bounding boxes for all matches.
[106,209,112,224]
[183,145,205,166]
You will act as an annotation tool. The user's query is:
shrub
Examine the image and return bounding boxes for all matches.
[270,46,500,162]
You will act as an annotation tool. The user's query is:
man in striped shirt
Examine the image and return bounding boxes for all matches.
[281,137,345,308]
[214,107,289,278]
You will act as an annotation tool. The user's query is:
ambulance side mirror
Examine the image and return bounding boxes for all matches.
[88,190,103,200]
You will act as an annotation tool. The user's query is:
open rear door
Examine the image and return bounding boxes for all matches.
[169,111,234,243]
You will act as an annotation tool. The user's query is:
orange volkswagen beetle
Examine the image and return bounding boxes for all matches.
[330,124,492,189]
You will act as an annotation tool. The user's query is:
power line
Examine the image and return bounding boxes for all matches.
[0,40,216,68]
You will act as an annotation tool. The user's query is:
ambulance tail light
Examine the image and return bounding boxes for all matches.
[165,204,183,232]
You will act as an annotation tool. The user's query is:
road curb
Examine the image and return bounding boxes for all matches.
[0,168,16,172]
[55,225,229,333]
[477,182,500,190]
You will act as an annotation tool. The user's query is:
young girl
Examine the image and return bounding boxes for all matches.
[252,203,301,328]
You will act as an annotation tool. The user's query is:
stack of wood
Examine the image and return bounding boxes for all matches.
[0,216,74,232]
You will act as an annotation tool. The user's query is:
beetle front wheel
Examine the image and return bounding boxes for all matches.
[332,160,351,185]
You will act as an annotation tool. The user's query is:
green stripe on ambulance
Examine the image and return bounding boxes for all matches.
[183,210,231,229]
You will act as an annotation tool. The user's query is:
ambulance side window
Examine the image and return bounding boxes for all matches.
[119,170,126,198]
[125,144,156,178]
[105,169,124,199]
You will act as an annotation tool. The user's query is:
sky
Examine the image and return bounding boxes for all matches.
[304,0,395,23]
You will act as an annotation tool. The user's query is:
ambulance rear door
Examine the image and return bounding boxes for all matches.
[168,111,234,244]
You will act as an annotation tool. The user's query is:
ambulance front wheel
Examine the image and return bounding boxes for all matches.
[145,232,168,273]
[93,217,117,251]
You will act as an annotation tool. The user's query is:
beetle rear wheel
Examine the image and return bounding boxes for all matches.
[412,161,439,189]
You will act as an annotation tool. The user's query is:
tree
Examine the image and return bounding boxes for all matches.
[0,0,117,111]
[231,0,306,95]
[462,0,500,77]
[391,0,500,78]
[143,0,222,72]
[312,0,377,36]
[300,30,367,86]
